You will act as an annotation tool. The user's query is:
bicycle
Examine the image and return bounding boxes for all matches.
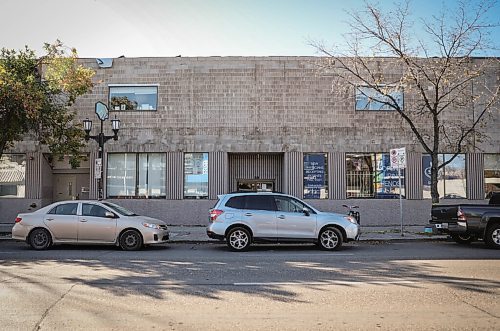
[342,204,360,224]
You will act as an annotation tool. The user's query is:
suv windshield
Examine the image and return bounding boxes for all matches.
[102,202,137,216]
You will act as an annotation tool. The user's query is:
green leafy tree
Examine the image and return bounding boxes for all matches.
[0,40,94,167]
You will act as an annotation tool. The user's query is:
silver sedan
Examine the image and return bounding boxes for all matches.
[12,200,169,251]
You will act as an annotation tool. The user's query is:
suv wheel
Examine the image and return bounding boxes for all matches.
[485,223,500,249]
[318,227,342,251]
[226,227,251,251]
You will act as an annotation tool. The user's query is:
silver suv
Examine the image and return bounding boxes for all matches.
[207,192,360,251]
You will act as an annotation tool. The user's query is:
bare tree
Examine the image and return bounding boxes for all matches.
[311,0,499,203]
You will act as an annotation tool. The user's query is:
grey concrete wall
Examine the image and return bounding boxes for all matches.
[0,199,49,232]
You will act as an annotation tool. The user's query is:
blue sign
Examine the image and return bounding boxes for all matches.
[304,154,325,199]
[422,155,432,186]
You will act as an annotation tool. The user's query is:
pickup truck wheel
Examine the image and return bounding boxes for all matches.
[451,233,474,245]
[485,223,500,249]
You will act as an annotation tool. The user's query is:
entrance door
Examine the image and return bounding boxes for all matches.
[53,174,90,201]
[237,180,274,192]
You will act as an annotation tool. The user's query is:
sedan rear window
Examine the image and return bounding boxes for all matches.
[48,203,78,215]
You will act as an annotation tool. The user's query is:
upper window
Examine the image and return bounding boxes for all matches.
[484,154,499,198]
[0,154,26,198]
[184,153,209,199]
[48,203,78,215]
[422,154,466,199]
[346,153,405,198]
[355,86,404,111]
[109,85,158,111]
[303,153,328,199]
[107,153,166,198]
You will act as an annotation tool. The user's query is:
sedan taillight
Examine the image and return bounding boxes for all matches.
[15,217,22,223]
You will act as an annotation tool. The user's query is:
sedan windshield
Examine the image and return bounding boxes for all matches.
[102,202,138,216]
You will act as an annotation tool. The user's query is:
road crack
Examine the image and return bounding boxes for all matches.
[32,283,76,331]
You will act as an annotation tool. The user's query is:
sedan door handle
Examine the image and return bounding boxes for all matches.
[79,219,87,223]
[244,213,253,217]
[46,218,54,221]
[277,215,285,219]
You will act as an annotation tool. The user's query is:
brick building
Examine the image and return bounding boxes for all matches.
[1,56,499,231]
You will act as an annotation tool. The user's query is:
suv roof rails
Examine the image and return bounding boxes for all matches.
[227,191,285,194]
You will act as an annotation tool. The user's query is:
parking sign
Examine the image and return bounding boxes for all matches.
[390,148,406,169]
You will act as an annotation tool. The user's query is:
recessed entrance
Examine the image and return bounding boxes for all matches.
[228,153,283,192]
[237,179,274,192]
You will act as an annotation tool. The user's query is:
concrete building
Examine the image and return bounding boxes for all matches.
[1,56,499,231]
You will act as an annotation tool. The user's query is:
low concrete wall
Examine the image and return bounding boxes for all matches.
[1,197,489,232]
[0,199,50,232]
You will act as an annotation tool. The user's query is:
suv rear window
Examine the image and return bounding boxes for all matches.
[244,195,276,211]
[225,196,245,209]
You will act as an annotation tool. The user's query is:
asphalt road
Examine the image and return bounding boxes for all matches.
[0,240,499,330]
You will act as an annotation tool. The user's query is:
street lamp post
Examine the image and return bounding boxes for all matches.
[83,101,120,200]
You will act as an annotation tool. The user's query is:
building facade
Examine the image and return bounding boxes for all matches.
[1,56,499,231]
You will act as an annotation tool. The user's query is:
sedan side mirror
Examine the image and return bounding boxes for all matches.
[105,211,116,218]
[302,208,310,216]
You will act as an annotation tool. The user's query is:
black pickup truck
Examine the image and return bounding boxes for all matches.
[430,193,500,249]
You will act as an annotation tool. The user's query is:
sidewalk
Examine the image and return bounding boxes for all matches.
[0,225,447,242]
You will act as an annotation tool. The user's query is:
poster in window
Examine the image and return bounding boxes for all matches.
[304,154,325,199]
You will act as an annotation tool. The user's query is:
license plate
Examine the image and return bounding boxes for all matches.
[435,223,448,229]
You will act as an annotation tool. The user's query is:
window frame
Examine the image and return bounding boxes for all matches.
[183,152,209,199]
[303,153,329,199]
[108,84,159,112]
[106,153,166,199]
[422,154,467,199]
[346,153,406,199]
[355,85,404,111]
[0,153,26,198]
[484,154,500,198]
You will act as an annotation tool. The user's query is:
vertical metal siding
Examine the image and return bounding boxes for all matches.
[25,152,41,199]
[330,152,346,200]
[166,152,184,199]
[228,153,283,193]
[467,153,484,200]
[406,152,423,200]
[209,152,228,199]
[283,152,303,197]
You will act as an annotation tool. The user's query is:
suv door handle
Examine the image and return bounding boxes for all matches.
[244,213,253,217]
[277,215,285,219]
[80,219,87,223]
[46,218,54,221]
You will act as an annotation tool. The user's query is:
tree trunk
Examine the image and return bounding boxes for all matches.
[430,153,440,204]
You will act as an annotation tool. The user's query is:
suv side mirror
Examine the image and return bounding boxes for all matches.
[303,208,310,216]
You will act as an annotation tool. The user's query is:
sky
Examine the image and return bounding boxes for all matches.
[1,0,499,58]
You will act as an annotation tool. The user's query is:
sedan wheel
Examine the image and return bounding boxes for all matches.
[318,227,342,251]
[29,228,51,250]
[119,230,143,251]
[227,227,251,251]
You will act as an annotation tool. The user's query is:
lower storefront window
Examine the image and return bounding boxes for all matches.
[0,154,26,198]
[303,153,328,199]
[346,153,405,198]
[422,154,466,199]
[184,153,208,199]
[484,154,500,198]
[107,153,166,198]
